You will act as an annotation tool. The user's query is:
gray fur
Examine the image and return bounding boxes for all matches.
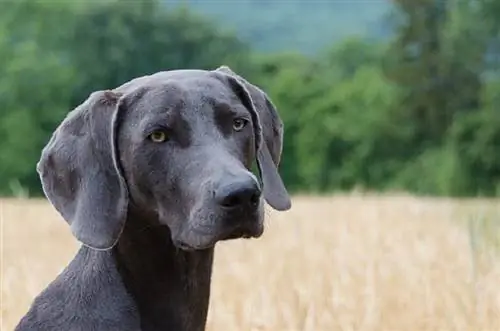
[15,66,291,331]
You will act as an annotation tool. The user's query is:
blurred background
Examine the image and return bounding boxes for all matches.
[1,0,499,198]
[1,1,500,330]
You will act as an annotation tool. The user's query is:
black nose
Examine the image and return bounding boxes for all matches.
[215,178,261,209]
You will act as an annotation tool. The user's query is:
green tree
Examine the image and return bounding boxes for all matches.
[446,81,500,195]
[250,52,315,191]
[0,0,76,195]
[254,39,409,193]
[63,0,251,107]
[0,0,251,196]
[384,0,485,146]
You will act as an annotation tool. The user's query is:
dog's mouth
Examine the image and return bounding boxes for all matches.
[174,240,203,252]
[175,220,264,251]
[219,223,263,241]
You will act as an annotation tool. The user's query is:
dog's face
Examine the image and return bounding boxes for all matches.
[119,75,266,250]
[37,67,291,251]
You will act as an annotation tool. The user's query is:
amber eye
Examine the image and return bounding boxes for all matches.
[233,118,247,131]
[149,130,168,143]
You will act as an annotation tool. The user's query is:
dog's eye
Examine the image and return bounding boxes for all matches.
[233,118,248,132]
[149,130,168,143]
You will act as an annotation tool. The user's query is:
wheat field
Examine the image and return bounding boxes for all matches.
[1,195,500,331]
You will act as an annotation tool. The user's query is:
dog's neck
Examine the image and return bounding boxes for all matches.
[112,213,214,331]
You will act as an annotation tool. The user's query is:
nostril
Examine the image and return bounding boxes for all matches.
[250,191,260,205]
[216,180,261,209]
[221,193,243,208]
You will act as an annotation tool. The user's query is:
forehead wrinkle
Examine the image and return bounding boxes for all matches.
[157,84,187,113]
[140,83,188,125]
[176,96,225,147]
[203,93,249,116]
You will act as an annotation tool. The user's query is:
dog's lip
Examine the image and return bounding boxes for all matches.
[219,222,264,241]
[176,221,263,251]
[174,240,196,251]
[174,226,219,251]
[174,238,214,251]
[220,230,253,241]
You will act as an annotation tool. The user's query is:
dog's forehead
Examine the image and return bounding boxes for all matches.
[140,76,241,119]
[178,75,239,108]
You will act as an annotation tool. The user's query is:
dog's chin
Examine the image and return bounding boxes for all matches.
[173,203,266,251]
[172,239,212,252]
[174,219,264,252]
[219,222,264,241]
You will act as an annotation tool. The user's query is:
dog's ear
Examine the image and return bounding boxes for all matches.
[213,66,291,211]
[37,90,129,250]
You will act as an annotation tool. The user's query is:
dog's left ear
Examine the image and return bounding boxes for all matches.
[212,66,291,211]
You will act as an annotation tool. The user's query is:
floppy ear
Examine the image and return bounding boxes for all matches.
[36,90,129,250]
[213,66,291,211]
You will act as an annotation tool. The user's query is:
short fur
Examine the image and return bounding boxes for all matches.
[15,66,291,331]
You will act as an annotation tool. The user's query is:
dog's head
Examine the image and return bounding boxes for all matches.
[37,66,291,251]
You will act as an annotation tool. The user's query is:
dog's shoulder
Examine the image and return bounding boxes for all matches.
[15,247,140,331]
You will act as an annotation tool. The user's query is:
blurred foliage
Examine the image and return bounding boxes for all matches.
[164,0,391,54]
[0,0,499,197]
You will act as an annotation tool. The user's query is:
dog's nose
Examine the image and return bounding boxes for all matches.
[215,178,261,209]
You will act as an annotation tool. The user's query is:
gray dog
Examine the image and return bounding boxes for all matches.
[15,66,291,331]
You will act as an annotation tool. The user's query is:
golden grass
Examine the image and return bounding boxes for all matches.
[1,195,500,331]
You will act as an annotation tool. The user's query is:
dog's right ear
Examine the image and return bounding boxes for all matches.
[37,90,129,250]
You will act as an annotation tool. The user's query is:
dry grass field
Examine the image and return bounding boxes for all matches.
[1,194,500,331]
